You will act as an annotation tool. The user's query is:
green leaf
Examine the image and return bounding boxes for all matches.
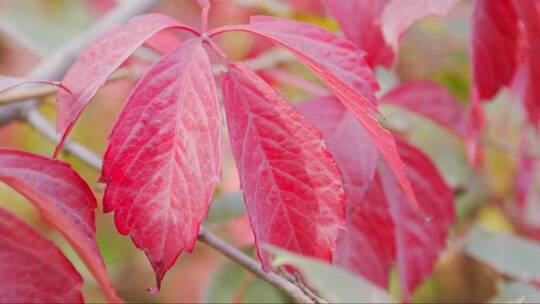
[268,246,395,303]
[203,256,288,303]
[463,227,540,282]
[243,278,289,303]
[202,259,245,303]
[491,281,540,303]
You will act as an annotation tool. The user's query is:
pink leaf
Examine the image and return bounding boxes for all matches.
[380,81,468,139]
[144,31,182,54]
[471,0,519,101]
[221,63,346,268]
[0,207,83,303]
[0,149,120,303]
[0,75,68,95]
[334,175,396,288]
[325,0,395,68]
[379,140,455,298]
[297,97,455,295]
[210,15,379,107]
[381,0,458,51]
[512,0,540,125]
[211,15,420,211]
[100,39,222,290]
[296,96,378,210]
[56,14,199,156]
[297,97,392,287]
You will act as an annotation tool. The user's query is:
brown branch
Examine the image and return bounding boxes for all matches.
[198,229,315,303]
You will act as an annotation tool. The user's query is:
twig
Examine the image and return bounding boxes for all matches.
[24,109,103,169]
[278,269,327,304]
[198,229,314,303]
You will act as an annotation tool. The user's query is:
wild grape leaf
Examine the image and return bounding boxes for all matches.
[381,0,458,51]
[0,75,67,95]
[335,175,396,289]
[0,207,83,303]
[296,96,378,212]
[211,15,420,210]
[380,81,468,139]
[56,13,200,156]
[325,0,395,68]
[221,63,346,268]
[379,140,455,298]
[464,228,540,283]
[471,0,519,101]
[100,38,222,290]
[210,15,379,107]
[298,97,454,294]
[296,97,392,288]
[0,149,119,302]
[513,0,540,125]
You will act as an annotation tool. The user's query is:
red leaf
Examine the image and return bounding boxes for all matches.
[100,39,222,290]
[211,15,420,211]
[334,175,396,288]
[0,149,120,303]
[221,63,346,268]
[380,81,468,140]
[210,15,379,107]
[379,140,455,297]
[0,207,83,303]
[297,97,455,295]
[325,0,395,68]
[56,14,200,156]
[296,96,378,211]
[471,0,519,101]
[381,0,458,51]
[0,75,67,95]
[297,97,392,287]
[513,0,540,125]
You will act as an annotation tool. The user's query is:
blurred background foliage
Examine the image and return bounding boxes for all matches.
[1,0,539,302]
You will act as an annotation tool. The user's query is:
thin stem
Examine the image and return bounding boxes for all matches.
[198,229,314,303]
[201,6,210,33]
